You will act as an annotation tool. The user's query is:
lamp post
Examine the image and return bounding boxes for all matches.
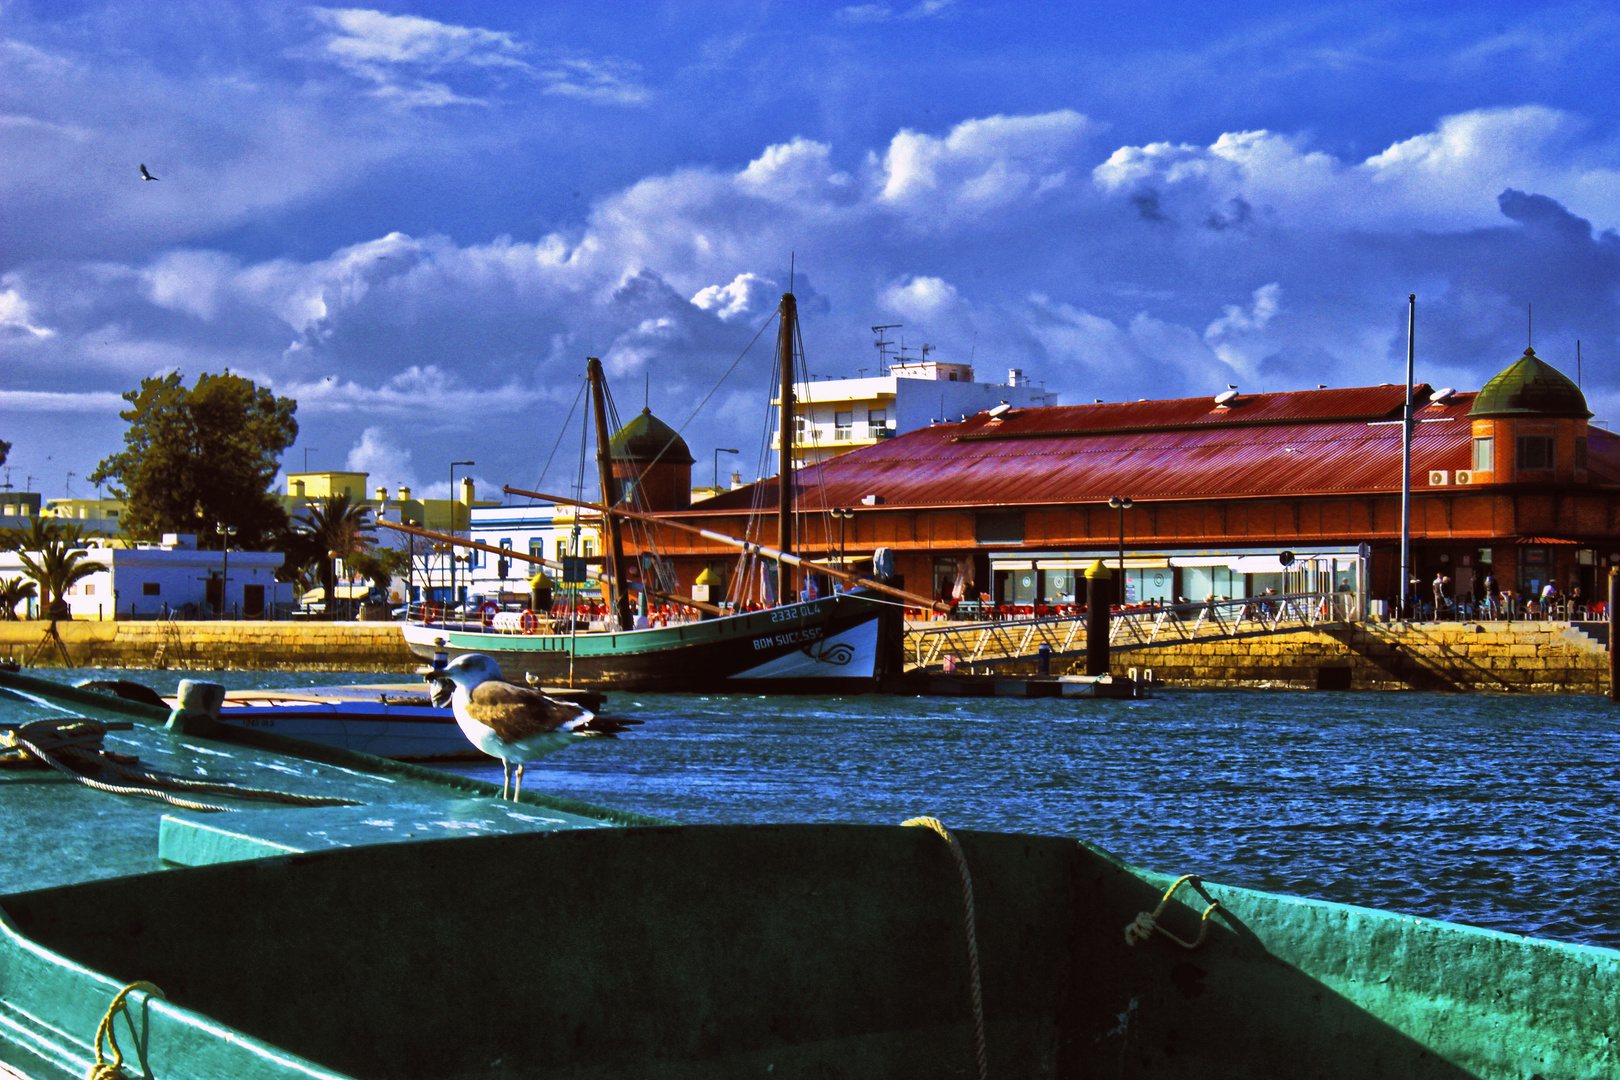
[449,460,474,611]
[327,548,342,622]
[714,448,739,492]
[830,508,855,567]
[215,523,237,618]
[1107,496,1133,605]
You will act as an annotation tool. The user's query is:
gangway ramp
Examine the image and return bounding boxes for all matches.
[907,590,1356,670]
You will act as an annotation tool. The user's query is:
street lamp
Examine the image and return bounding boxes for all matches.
[1107,496,1133,604]
[216,523,237,618]
[449,461,475,611]
[830,508,855,567]
[714,448,739,492]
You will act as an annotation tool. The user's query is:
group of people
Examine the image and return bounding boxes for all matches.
[1427,573,1582,621]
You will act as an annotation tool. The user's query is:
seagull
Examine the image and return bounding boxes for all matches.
[430,653,637,800]
[139,164,159,181]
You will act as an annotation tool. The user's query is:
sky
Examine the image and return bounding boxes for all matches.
[5,1,1620,505]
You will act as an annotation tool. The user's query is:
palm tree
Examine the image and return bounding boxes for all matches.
[16,533,106,621]
[293,494,376,618]
[0,576,37,620]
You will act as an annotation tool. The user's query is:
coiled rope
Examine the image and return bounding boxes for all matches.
[1124,873,1222,949]
[88,980,164,1080]
[902,816,988,1080]
[1,720,361,813]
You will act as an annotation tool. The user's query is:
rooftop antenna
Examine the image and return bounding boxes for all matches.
[920,343,935,363]
[1528,303,1533,349]
[0,467,11,491]
[1578,339,1582,388]
[969,330,977,367]
[789,252,795,294]
[871,324,901,374]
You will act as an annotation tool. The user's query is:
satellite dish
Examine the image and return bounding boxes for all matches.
[987,403,1012,418]
[1431,387,1456,404]
[1279,550,1296,567]
[1214,389,1239,406]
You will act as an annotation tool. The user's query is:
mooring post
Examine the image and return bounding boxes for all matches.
[1608,568,1618,702]
[1085,559,1112,677]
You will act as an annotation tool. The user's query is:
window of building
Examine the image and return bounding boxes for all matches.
[1516,435,1554,470]
[1576,436,1588,469]
[867,408,887,428]
[1472,437,1494,472]
[974,511,1024,544]
[143,582,160,595]
[530,539,545,560]
[834,410,853,440]
[555,539,567,561]
[583,539,595,558]
[83,583,94,595]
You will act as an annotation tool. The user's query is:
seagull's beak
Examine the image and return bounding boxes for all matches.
[417,665,447,683]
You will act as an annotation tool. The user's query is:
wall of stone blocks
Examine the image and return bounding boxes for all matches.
[0,620,418,672]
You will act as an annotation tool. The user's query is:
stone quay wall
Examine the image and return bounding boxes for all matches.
[1096,621,1608,694]
[0,620,417,672]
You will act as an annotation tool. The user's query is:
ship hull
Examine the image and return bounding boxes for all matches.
[400,591,895,693]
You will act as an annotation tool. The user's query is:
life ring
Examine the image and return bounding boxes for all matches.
[480,600,499,627]
[423,602,442,624]
[519,609,537,633]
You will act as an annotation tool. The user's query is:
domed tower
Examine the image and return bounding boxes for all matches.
[609,407,695,511]
[1466,347,1591,485]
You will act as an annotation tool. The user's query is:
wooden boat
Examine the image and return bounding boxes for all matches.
[0,665,1616,1078]
[64,678,476,760]
[388,292,937,692]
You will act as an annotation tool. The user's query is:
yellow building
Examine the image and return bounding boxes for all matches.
[282,472,497,532]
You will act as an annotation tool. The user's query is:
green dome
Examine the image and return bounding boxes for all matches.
[1468,348,1591,419]
[609,407,695,465]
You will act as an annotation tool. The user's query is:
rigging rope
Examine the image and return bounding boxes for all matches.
[1123,873,1222,950]
[88,980,165,1080]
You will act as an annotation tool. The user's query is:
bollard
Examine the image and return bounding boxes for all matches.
[165,679,225,735]
[1085,559,1112,677]
[1037,642,1052,676]
[1609,569,1618,703]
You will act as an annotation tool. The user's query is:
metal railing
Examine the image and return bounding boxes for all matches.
[908,590,1357,669]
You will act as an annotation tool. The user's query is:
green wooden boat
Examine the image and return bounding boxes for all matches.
[0,667,1613,1079]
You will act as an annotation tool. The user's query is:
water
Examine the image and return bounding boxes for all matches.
[11,669,1620,950]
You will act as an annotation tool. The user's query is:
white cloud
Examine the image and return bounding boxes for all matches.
[882,275,960,319]
[836,0,956,23]
[278,365,545,419]
[345,426,419,493]
[0,390,122,412]
[692,272,779,320]
[0,289,54,339]
[1204,283,1282,377]
[876,111,1099,224]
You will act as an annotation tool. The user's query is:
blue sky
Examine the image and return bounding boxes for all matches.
[4,1,1620,503]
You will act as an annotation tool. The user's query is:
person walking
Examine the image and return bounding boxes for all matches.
[1432,572,1449,621]
[1540,581,1557,622]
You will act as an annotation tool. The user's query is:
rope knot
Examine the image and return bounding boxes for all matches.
[88,980,164,1080]
[1124,873,1222,951]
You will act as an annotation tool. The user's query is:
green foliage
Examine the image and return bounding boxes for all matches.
[350,547,409,589]
[89,371,297,550]
[289,494,377,617]
[12,524,105,621]
[0,576,36,620]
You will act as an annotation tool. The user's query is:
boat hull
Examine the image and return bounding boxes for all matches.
[401,591,896,692]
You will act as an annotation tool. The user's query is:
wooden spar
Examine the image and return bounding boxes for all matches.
[504,485,949,612]
[777,292,796,603]
[588,357,633,631]
[374,519,723,614]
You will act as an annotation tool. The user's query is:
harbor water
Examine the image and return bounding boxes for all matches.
[10,670,1620,950]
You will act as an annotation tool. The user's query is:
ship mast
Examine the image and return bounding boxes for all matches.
[588,356,633,631]
[777,292,797,604]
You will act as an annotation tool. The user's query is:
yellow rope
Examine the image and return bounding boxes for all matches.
[87,980,164,1080]
[1124,873,1222,950]
[903,817,988,1080]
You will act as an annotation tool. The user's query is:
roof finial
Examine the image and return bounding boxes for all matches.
[1528,302,1533,352]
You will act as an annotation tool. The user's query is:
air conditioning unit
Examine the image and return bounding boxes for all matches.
[1454,470,1472,485]
[1428,470,1450,485]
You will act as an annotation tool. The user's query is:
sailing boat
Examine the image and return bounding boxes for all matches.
[394,292,935,692]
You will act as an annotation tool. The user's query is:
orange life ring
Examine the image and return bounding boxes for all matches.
[480,599,499,627]
[519,609,537,633]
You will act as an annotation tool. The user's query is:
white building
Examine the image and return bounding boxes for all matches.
[0,533,293,620]
[413,504,601,606]
[774,360,1058,466]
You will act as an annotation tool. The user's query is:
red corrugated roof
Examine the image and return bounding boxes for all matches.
[695,386,1500,511]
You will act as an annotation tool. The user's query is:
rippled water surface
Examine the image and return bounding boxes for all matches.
[14,670,1620,949]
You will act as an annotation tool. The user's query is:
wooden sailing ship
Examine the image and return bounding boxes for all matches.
[393,291,939,692]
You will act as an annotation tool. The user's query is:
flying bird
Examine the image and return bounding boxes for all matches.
[139,164,159,181]
[430,652,638,800]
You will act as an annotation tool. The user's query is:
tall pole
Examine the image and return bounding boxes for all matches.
[1608,568,1618,702]
[587,358,632,631]
[777,292,798,604]
[449,460,473,611]
[1400,294,1415,620]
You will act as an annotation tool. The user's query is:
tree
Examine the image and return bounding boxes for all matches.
[290,494,376,618]
[10,523,105,621]
[0,577,36,620]
[90,371,297,550]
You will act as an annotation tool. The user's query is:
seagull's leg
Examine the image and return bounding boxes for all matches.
[514,763,525,800]
[501,759,512,800]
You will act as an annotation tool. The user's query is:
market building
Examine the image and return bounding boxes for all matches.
[625,348,1619,616]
